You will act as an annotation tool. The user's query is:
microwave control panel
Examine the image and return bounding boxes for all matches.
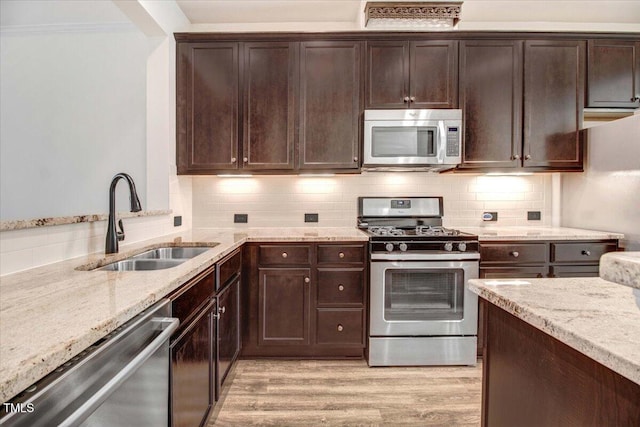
[446,127,460,157]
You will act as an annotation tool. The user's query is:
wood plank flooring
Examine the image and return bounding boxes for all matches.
[209,359,482,426]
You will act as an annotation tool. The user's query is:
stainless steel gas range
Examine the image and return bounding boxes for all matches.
[358,197,479,367]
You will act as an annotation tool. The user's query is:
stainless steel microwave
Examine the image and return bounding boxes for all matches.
[363,109,462,171]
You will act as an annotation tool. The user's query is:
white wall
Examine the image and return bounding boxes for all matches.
[561,115,640,249]
[0,19,149,220]
[193,173,553,228]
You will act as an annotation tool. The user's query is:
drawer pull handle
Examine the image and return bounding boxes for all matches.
[510,251,519,258]
[338,252,345,259]
[582,250,592,256]
[337,324,344,332]
[338,284,344,291]
[304,277,310,283]
[282,252,288,258]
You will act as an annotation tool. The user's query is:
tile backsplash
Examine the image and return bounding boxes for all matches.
[193,173,554,228]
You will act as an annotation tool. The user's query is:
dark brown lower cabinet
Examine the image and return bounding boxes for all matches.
[482,301,640,425]
[216,276,240,397]
[170,300,215,427]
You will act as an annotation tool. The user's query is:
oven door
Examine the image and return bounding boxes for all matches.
[370,259,478,336]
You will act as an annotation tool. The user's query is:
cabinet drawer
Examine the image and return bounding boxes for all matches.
[258,245,311,265]
[551,242,617,263]
[480,243,547,264]
[480,266,547,279]
[317,269,364,305]
[316,309,364,345]
[171,268,215,333]
[217,248,242,290]
[317,244,364,264]
[550,265,599,278]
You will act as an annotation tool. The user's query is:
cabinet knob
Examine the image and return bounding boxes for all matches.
[219,306,226,314]
[243,157,248,163]
[510,251,520,258]
[338,252,345,258]
[338,284,344,291]
[631,96,640,102]
[524,154,532,160]
[582,250,592,256]
[337,324,344,332]
[403,96,410,103]
[231,157,236,163]
[513,154,521,160]
[282,252,288,258]
[304,277,310,283]
[410,96,415,102]
[353,157,358,162]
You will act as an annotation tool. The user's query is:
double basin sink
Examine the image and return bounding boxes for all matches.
[96,246,217,271]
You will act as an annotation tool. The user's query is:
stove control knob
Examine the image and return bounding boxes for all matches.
[385,243,395,252]
[444,242,453,252]
[399,243,408,252]
[458,242,467,252]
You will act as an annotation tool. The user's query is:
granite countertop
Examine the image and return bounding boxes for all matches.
[458,226,624,241]
[469,277,640,385]
[0,227,368,403]
[600,251,640,290]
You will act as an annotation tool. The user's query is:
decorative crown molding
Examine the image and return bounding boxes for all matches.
[365,2,462,27]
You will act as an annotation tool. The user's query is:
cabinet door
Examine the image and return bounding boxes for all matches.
[365,41,410,108]
[410,40,458,109]
[258,268,311,346]
[177,42,239,173]
[171,301,214,427]
[216,278,240,396]
[243,42,297,170]
[587,40,640,108]
[523,40,585,170]
[459,40,523,169]
[299,41,362,170]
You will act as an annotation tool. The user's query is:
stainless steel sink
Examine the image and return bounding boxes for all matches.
[94,245,218,271]
[132,247,212,260]
[97,259,186,271]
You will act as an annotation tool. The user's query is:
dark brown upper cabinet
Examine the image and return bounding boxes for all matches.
[459,39,585,172]
[243,42,298,171]
[177,42,239,173]
[587,39,640,108]
[299,41,362,170]
[459,40,523,170]
[523,40,585,170]
[365,40,458,109]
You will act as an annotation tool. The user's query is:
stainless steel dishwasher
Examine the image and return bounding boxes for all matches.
[0,299,178,427]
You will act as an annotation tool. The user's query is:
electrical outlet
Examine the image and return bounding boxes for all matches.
[482,212,498,222]
[234,214,248,223]
[528,211,541,221]
[304,213,319,223]
[173,216,182,227]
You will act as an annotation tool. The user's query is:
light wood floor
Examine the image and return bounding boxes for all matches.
[208,359,482,426]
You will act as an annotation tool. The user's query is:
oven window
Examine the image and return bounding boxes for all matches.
[384,269,464,321]
[371,126,436,157]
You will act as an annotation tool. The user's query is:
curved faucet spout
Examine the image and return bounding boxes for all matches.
[105,173,143,254]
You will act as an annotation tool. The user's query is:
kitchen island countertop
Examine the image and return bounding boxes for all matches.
[469,277,640,385]
[0,227,368,403]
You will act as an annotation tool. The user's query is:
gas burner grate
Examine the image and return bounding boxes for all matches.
[415,226,460,236]
[368,226,406,236]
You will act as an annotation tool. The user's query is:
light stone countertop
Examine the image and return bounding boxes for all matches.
[458,226,624,241]
[0,227,368,403]
[469,277,640,385]
[600,251,640,290]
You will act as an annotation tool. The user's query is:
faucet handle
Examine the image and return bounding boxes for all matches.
[117,219,125,241]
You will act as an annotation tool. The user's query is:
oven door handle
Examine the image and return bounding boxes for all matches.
[370,253,480,261]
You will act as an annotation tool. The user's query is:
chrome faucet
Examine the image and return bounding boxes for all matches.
[105,173,142,254]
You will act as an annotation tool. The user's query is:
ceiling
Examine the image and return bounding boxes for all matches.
[1,0,638,32]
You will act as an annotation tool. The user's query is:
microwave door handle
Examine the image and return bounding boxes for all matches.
[437,120,446,164]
